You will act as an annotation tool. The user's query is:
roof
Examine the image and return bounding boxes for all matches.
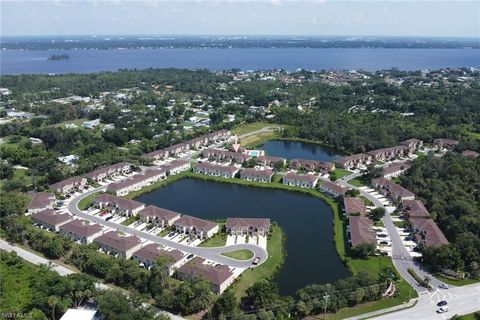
[402,199,430,218]
[139,205,181,221]
[240,168,274,179]
[343,197,367,215]
[94,231,141,251]
[226,218,271,229]
[59,219,103,237]
[399,138,423,146]
[284,172,319,183]
[257,155,286,164]
[410,218,449,247]
[27,192,55,210]
[367,145,408,157]
[290,158,335,171]
[349,216,376,247]
[321,181,349,195]
[60,309,98,320]
[335,153,371,166]
[178,257,233,286]
[94,194,144,211]
[50,176,85,190]
[194,162,239,174]
[133,244,183,266]
[32,209,71,226]
[382,162,412,176]
[167,159,190,168]
[434,138,459,146]
[461,150,480,158]
[174,215,218,232]
[371,178,415,199]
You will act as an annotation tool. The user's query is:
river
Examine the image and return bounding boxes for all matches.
[2,48,479,75]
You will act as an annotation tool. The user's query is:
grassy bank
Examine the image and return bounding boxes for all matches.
[347,176,369,187]
[78,191,100,210]
[222,250,254,260]
[230,224,285,299]
[232,122,275,135]
[241,131,278,148]
[124,171,190,199]
[198,232,227,247]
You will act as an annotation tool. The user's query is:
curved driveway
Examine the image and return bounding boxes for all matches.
[67,186,268,269]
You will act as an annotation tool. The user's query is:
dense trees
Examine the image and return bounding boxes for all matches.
[400,153,480,275]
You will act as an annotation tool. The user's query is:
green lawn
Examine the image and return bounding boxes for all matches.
[231,122,274,135]
[198,233,227,247]
[0,168,33,192]
[0,251,36,313]
[121,215,140,226]
[158,228,171,237]
[241,131,278,148]
[347,176,369,187]
[436,275,480,286]
[331,168,353,180]
[221,249,254,260]
[52,118,88,128]
[456,312,480,320]
[360,195,374,207]
[230,224,285,299]
[77,191,100,210]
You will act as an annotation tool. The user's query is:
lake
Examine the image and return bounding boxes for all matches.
[136,178,349,295]
[261,140,341,162]
[1,48,479,75]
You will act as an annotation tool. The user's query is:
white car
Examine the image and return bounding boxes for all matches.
[437,306,449,313]
[439,283,449,289]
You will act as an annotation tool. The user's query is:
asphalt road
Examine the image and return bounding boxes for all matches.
[67,186,268,269]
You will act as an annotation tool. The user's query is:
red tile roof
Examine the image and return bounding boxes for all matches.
[349,216,376,247]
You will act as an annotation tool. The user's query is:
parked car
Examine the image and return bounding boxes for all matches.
[437,306,449,313]
[379,241,390,245]
[437,300,448,307]
[168,232,176,237]
[186,254,194,260]
[252,257,260,265]
[377,234,388,238]
[439,284,449,289]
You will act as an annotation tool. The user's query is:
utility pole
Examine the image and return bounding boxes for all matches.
[323,293,330,320]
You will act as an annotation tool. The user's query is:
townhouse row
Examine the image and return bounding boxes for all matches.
[144,129,231,161]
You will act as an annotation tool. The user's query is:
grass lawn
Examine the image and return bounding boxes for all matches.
[375,220,385,227]
[77,191,100,210]
[331,168,353,180]
[230,224,285,299]
[231,122,275,135]
[198,233,227,247]
[360,195,374,207]
[221,249,254,260]
[0,251,36,313]
[435,275,480,286]
[0,168,33,192]
[394,220,409,228]
[158,228,171,237]
[241,131,278,148]
[52,118,88,128]
[456,312,480,320]
[121,215,140,226]
[347,176,369,187]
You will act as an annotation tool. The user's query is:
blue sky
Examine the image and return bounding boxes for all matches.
[1,0,479,38]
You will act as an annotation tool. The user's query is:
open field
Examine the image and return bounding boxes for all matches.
[347,176,369,187]
[231,122,274,135]
[197,232,227,247]
[331,168,353,180]
[240,131,278,148]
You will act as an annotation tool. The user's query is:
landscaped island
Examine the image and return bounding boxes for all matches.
[47,53,70,61]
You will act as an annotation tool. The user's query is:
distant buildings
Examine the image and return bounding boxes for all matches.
[107,168,166,196]
[58,154,79,166]
[434,138,459,150]
[85,162,132,182]
[461,150,479,158]
[83,119,100,129]
[289,158,335,173]
[50,176,87,196]
[93,194,145,216]
[382,162,412,179]
[193,163,239,179]
[257,155,286,167]
[335,154,372,170]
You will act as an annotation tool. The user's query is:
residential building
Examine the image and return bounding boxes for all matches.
[177,257,235,294]
[283,172,319,188]
[335,154,372,170]
[145,149,168,161]
[349,216,377,247]
[59,308,100,320]
[320,181,349,197]
[257,155,286,167]
[402,199,430,219]
[371,178,415,202]
[83,119,100,129]
[132,244,184,275]
[240,168,274,183]
[94,231,142,259]
[85,162,132,182]
[27,192,55,214]
[410,218,449,247]
[164,159,191,175]
[343,197,368,216]
[382,162,412,179]
[93,194,145,216]
[32,209,71,231]
[289,159,335,173]
[434,138,459,150]
[367,145,409,161]
[226,218,270,236]
[138,205,181,227]
[58,155,79,166]
[173,215,219,239]
[193,162,239,178]
[399,138,423,153]
[107,168,166,196]
[50,176,87,196]
[461,150,480,158]
[59,219,103,244]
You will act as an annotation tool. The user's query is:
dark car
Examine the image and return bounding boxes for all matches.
[377,234,388,238]
[105,216,113,221]
[437,300,447,307]
[186,254,194,260]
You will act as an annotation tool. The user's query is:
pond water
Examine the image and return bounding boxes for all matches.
[261,140,341,162]
[136,178,350,295]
